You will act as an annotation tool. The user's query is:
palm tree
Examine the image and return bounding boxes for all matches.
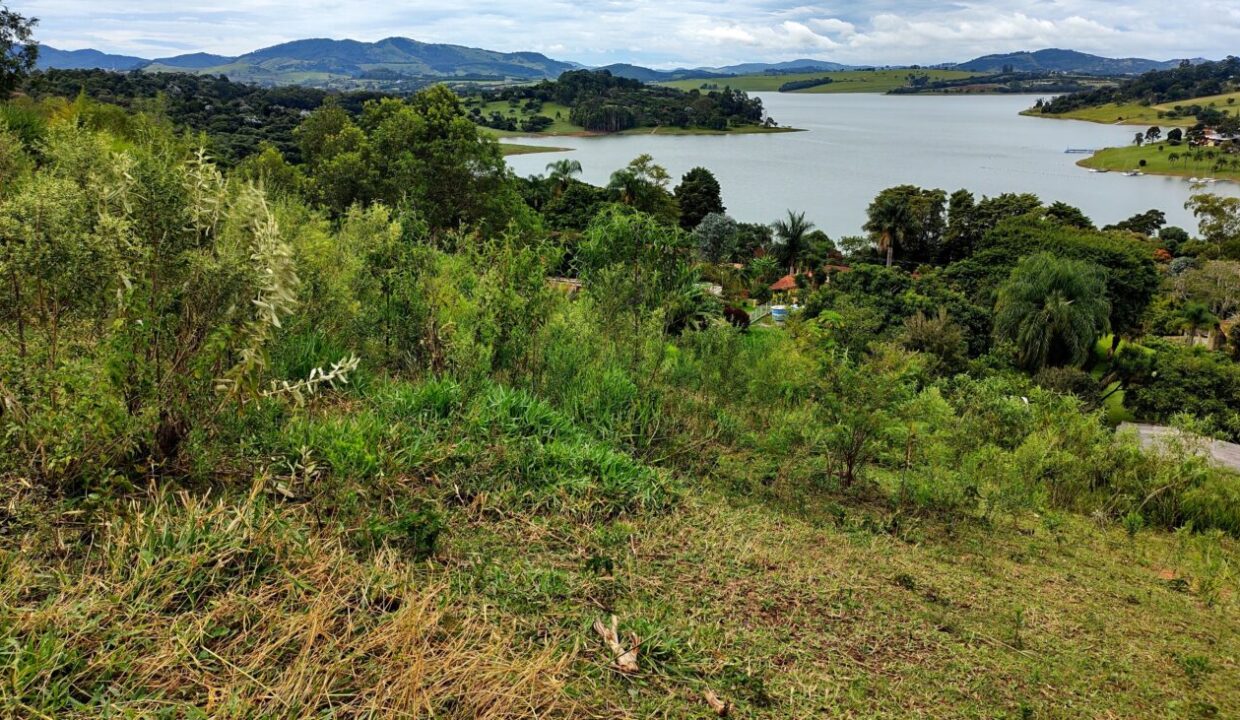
[864,193,913,268]
[1177,302,1219,344]
[771,210,814,274]
[546,159,582,195]
[607,167,641,206]
[994,253,1111,372]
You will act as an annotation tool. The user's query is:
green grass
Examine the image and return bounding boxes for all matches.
[1025,91,1240,127]
[662,69,978,94]
[1024,101,1181,126]
[5,419,1237,718]
[499,143,571,156]
[1091,336,1146,426]
[1078,144,1240,182]
[466,99,582,135]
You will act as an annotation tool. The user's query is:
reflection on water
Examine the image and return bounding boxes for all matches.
[505,92,1240,239]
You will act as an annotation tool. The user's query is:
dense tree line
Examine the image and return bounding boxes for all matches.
[778,77,834,92]
[888,71,1104,95]
[477,70,768,132]
[20,68,391,162]
[1036,57,1240,116]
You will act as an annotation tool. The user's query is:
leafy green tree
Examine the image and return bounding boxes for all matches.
[1105,209,1166,236]
[734,221,773,260]
[943,191,1043,263]
[692,212,740,264]
[771,210,814,274]
[0,5,37,97]
[1176,301,1219,341]
[948,215,1159,344]
[902,308,967,375]
[994,253,1111,371]
[608,154,678,225]
[1123,341,1240,441]
[1185,194,1240,257]
[1174,260,1240,319]
[543,180,611,231]
[863,185,946,268]
[577,207,691,338]
[1045,201,1094,229]
[1159,225,1191,255]
[801,229,837,270]
[0,172,110,369]
[364,88,529,232]
[235,142,305,199]
[674,166,725,230]
[295,99,360,167]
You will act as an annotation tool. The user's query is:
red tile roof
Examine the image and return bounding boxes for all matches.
[770,274,800,291]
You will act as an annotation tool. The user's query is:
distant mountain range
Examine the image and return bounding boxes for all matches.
[34,41,1209,89]
[592,64,731,82]
[707,59,854,74]
[37,46,149,71]
[36,38,576,87]
[950,48,1199,76]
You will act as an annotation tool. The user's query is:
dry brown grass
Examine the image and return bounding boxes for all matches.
[1,488,579,719]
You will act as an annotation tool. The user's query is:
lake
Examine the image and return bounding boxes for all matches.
[504,92,1240,239]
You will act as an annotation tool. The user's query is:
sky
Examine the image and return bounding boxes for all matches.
[11,1,1238,68]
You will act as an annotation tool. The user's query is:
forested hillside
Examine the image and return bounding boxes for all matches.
[1036,56,1240,117]
[475,69,769,132]
[2,53,1239,720]
[22,68,389,162]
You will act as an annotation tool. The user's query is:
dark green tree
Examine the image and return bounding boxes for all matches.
[1045,201,1094,229]
[0,5,37,98]
[772,210,814,274]
[864,185,946,268]
[994,253,1111,372]
[674,166,725,230]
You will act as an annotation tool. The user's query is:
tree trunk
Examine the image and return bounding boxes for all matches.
[886,244,894,269]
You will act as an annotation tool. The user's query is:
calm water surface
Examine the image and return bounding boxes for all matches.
[505,93,1240,238]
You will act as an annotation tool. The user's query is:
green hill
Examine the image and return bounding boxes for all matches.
[41,38,577,90]
[955,48,1189,75]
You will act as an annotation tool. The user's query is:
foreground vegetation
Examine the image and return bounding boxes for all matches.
[1,12,1238,717]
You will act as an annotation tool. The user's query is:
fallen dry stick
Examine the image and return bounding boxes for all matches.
[703,688,730,716]
[593,615,639,674]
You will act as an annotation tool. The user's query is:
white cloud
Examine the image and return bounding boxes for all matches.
[8,0,1234,67]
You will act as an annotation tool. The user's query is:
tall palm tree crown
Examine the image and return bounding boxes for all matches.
[994,253,1111,371]
[772,210,814,274]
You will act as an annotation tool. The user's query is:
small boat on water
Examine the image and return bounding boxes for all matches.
[1123,170,1143,177]
[1189,177,1202,183]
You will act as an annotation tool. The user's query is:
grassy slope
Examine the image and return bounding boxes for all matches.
[1078,144,1240,182]
[3,378,1237,719]
[1024,91,1240,127]
[468,99,581,134]
[499,143,571,156]
[661,69,978,94]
